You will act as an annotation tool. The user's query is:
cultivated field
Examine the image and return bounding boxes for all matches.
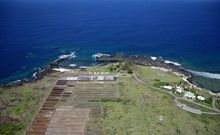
[26,76,119,135]
[1,64,220,135]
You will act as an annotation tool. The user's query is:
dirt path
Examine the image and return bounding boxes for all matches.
[212,98,220,112]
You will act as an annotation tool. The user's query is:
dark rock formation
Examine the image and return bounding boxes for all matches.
[96,54,192,77]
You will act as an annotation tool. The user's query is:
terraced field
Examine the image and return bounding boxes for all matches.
[73,83,119,101]
[26,78,119,135]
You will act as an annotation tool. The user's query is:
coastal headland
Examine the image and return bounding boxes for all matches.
[1,57,220,135]
[96,54,220,94]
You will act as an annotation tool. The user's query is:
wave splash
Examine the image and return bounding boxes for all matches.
[164,60,181,66]
[189,70,220,80]
[59,52,76,60]
[92,53,110,60]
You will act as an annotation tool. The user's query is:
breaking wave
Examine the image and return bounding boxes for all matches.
[164,60,181,66]
[59,52,76,60]
[69,64,77,67]
[92,53,110,60]
[188,70,220,79]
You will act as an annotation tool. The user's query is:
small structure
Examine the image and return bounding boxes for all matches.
[162,86,173,90]
[66,77,78,81]
[79,66,88,70]
[78,76,93,81]
[197,95,205,101]
[104,76,116,81]
[184,91,196,99]
[96,76,116,81]
[97,76,104,81]
[175,86,183,93]
[93,72,110,75]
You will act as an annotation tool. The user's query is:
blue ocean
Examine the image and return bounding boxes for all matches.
[0,0,220,85]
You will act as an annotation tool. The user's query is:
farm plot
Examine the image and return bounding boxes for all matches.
[73,83,119,101]
[26,86,66,135]
[26,78,119,135]
[45,106,91,135]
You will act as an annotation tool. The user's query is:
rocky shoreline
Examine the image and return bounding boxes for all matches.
[96,54,218,91]
[96,54,192,77]
[2,53,218,94]
[0,53,74,88]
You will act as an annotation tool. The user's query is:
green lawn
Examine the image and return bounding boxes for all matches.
[135,66,182,86]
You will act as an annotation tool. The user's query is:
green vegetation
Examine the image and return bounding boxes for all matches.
[0,73,59,135]
[121,62,133,74]
[1,64,220,135]
[178,99,214,112]
[204,97,213,105]
[98,76,220,135]
[88,65,220,135]
[135,65,182,86]
[152,79,169,87]
[89,62,133,74]
[0,123,23,135]
[215,99,220,110]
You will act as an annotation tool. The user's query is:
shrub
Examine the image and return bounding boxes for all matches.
[204,97,212,105]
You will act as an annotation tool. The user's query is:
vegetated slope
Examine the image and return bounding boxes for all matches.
[97,66,220,135]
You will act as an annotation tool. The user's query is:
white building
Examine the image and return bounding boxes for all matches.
[176,86,183,93]
[97,76,105,81]
[66,77,78,81]
[162,86,173,90]
[197,96,205,101]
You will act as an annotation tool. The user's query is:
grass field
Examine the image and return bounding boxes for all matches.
[215,99,220,110]
[1,64,220,135]
[0,72,60,135]
[99,76,220,135]
[134,65,182,86]
[178,99,214,112]
[94,65,220,135]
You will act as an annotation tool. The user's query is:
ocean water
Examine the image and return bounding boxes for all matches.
[0,0,220,84]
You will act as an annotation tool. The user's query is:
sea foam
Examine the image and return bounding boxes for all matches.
[69,64,77,67]
[189,70,220,80]
[59,52,76,60]
[150,56,157,61]
[92,53,110,59]
[164,60,181,66]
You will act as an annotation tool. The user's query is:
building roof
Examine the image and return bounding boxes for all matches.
[184,92,196,99]
[66,77,78,80]
[175,86,183,93]
[97,76,104,81]
[162,86,173,90]
[197,96,205,101]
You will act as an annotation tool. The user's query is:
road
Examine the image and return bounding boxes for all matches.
[133,73,220,115]
[212,98,220,112]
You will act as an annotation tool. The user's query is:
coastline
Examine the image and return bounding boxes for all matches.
[96,54,220,94]
[149,66,220,96]
[1,53,220,95]
[0,52,76,87]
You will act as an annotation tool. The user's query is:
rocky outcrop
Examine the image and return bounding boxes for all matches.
[96,54,192,77]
